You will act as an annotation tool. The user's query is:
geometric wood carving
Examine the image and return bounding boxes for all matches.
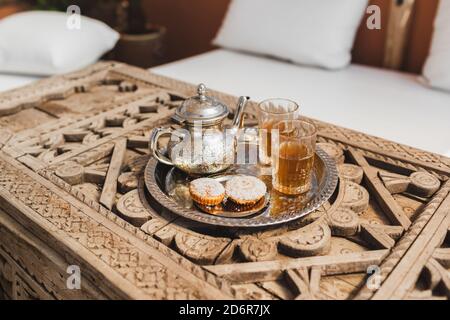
[1,62,449,300]
[337,164,363,184]
[239,237,278,262]
[327,208,359,237]
[278,221,331,257]
[378,170,410,194]
[379,170,441,198]
[341,181,370,214]
[55,161,84,185]
[116,190,151,226]
[99,138,127,210]
[349,148,411,229]
[317,143,345,164]
[409,172,440,198]
[360,224,395,249]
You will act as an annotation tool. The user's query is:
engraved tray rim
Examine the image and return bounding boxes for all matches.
[142,147,338,228]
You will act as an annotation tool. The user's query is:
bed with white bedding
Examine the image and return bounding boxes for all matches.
[0,49,449,157]
[152,49,450,157]
[0,73,40,92]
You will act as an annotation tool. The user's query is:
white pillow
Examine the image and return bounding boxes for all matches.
[0,11,119,76]
[213,0,368,70]
[423,0,450,92]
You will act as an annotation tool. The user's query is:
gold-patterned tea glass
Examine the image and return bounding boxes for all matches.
[257,99,299,165]
[271,119,317,195]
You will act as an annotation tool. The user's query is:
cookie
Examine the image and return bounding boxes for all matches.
[225,175,267,206]
[189,178,225,206]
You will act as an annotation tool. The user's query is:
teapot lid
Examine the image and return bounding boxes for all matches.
[174,84,229,125]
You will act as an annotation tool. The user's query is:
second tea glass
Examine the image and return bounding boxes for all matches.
[271,119,317,195]
[257,98,299,165]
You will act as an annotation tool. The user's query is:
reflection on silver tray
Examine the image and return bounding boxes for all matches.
[143,147,338,228]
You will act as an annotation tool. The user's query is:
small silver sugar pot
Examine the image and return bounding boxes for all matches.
[149,84,250,175]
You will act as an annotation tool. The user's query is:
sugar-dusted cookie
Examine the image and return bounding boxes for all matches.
[189,178,225,206]
[225,175,267,206]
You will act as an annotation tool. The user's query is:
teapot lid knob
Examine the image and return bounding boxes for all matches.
[174,83,229,125]
[197,83,207,101]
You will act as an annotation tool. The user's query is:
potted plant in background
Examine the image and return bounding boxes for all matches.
[16,0,166,68]
[112,0,166,68]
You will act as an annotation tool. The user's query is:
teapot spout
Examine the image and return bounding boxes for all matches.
[231,96,250,130]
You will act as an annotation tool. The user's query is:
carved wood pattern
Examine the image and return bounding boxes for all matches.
[0,62,449,300]
[0,155,234,299]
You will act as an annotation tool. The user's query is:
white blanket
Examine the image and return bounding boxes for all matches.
[0,73,40,92]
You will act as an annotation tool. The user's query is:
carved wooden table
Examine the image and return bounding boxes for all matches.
[0,62,449,300]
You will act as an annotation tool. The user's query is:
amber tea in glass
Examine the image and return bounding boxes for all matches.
[257,99,299,165]
[271,120,317,195]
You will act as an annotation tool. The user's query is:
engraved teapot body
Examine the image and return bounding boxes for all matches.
[149,84,249,175]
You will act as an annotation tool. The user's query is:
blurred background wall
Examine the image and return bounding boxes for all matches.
[142,0,230,63]
[0,0,440,73]
[141,0,438,73]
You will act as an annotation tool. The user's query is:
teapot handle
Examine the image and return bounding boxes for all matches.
[149,127,175,166]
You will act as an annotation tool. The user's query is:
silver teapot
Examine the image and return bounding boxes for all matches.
[149,84,250,175]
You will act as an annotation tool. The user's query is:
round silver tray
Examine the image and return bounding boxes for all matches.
[143,147,338,228]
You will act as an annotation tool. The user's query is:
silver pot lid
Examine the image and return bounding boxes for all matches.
[174,84,229,125]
